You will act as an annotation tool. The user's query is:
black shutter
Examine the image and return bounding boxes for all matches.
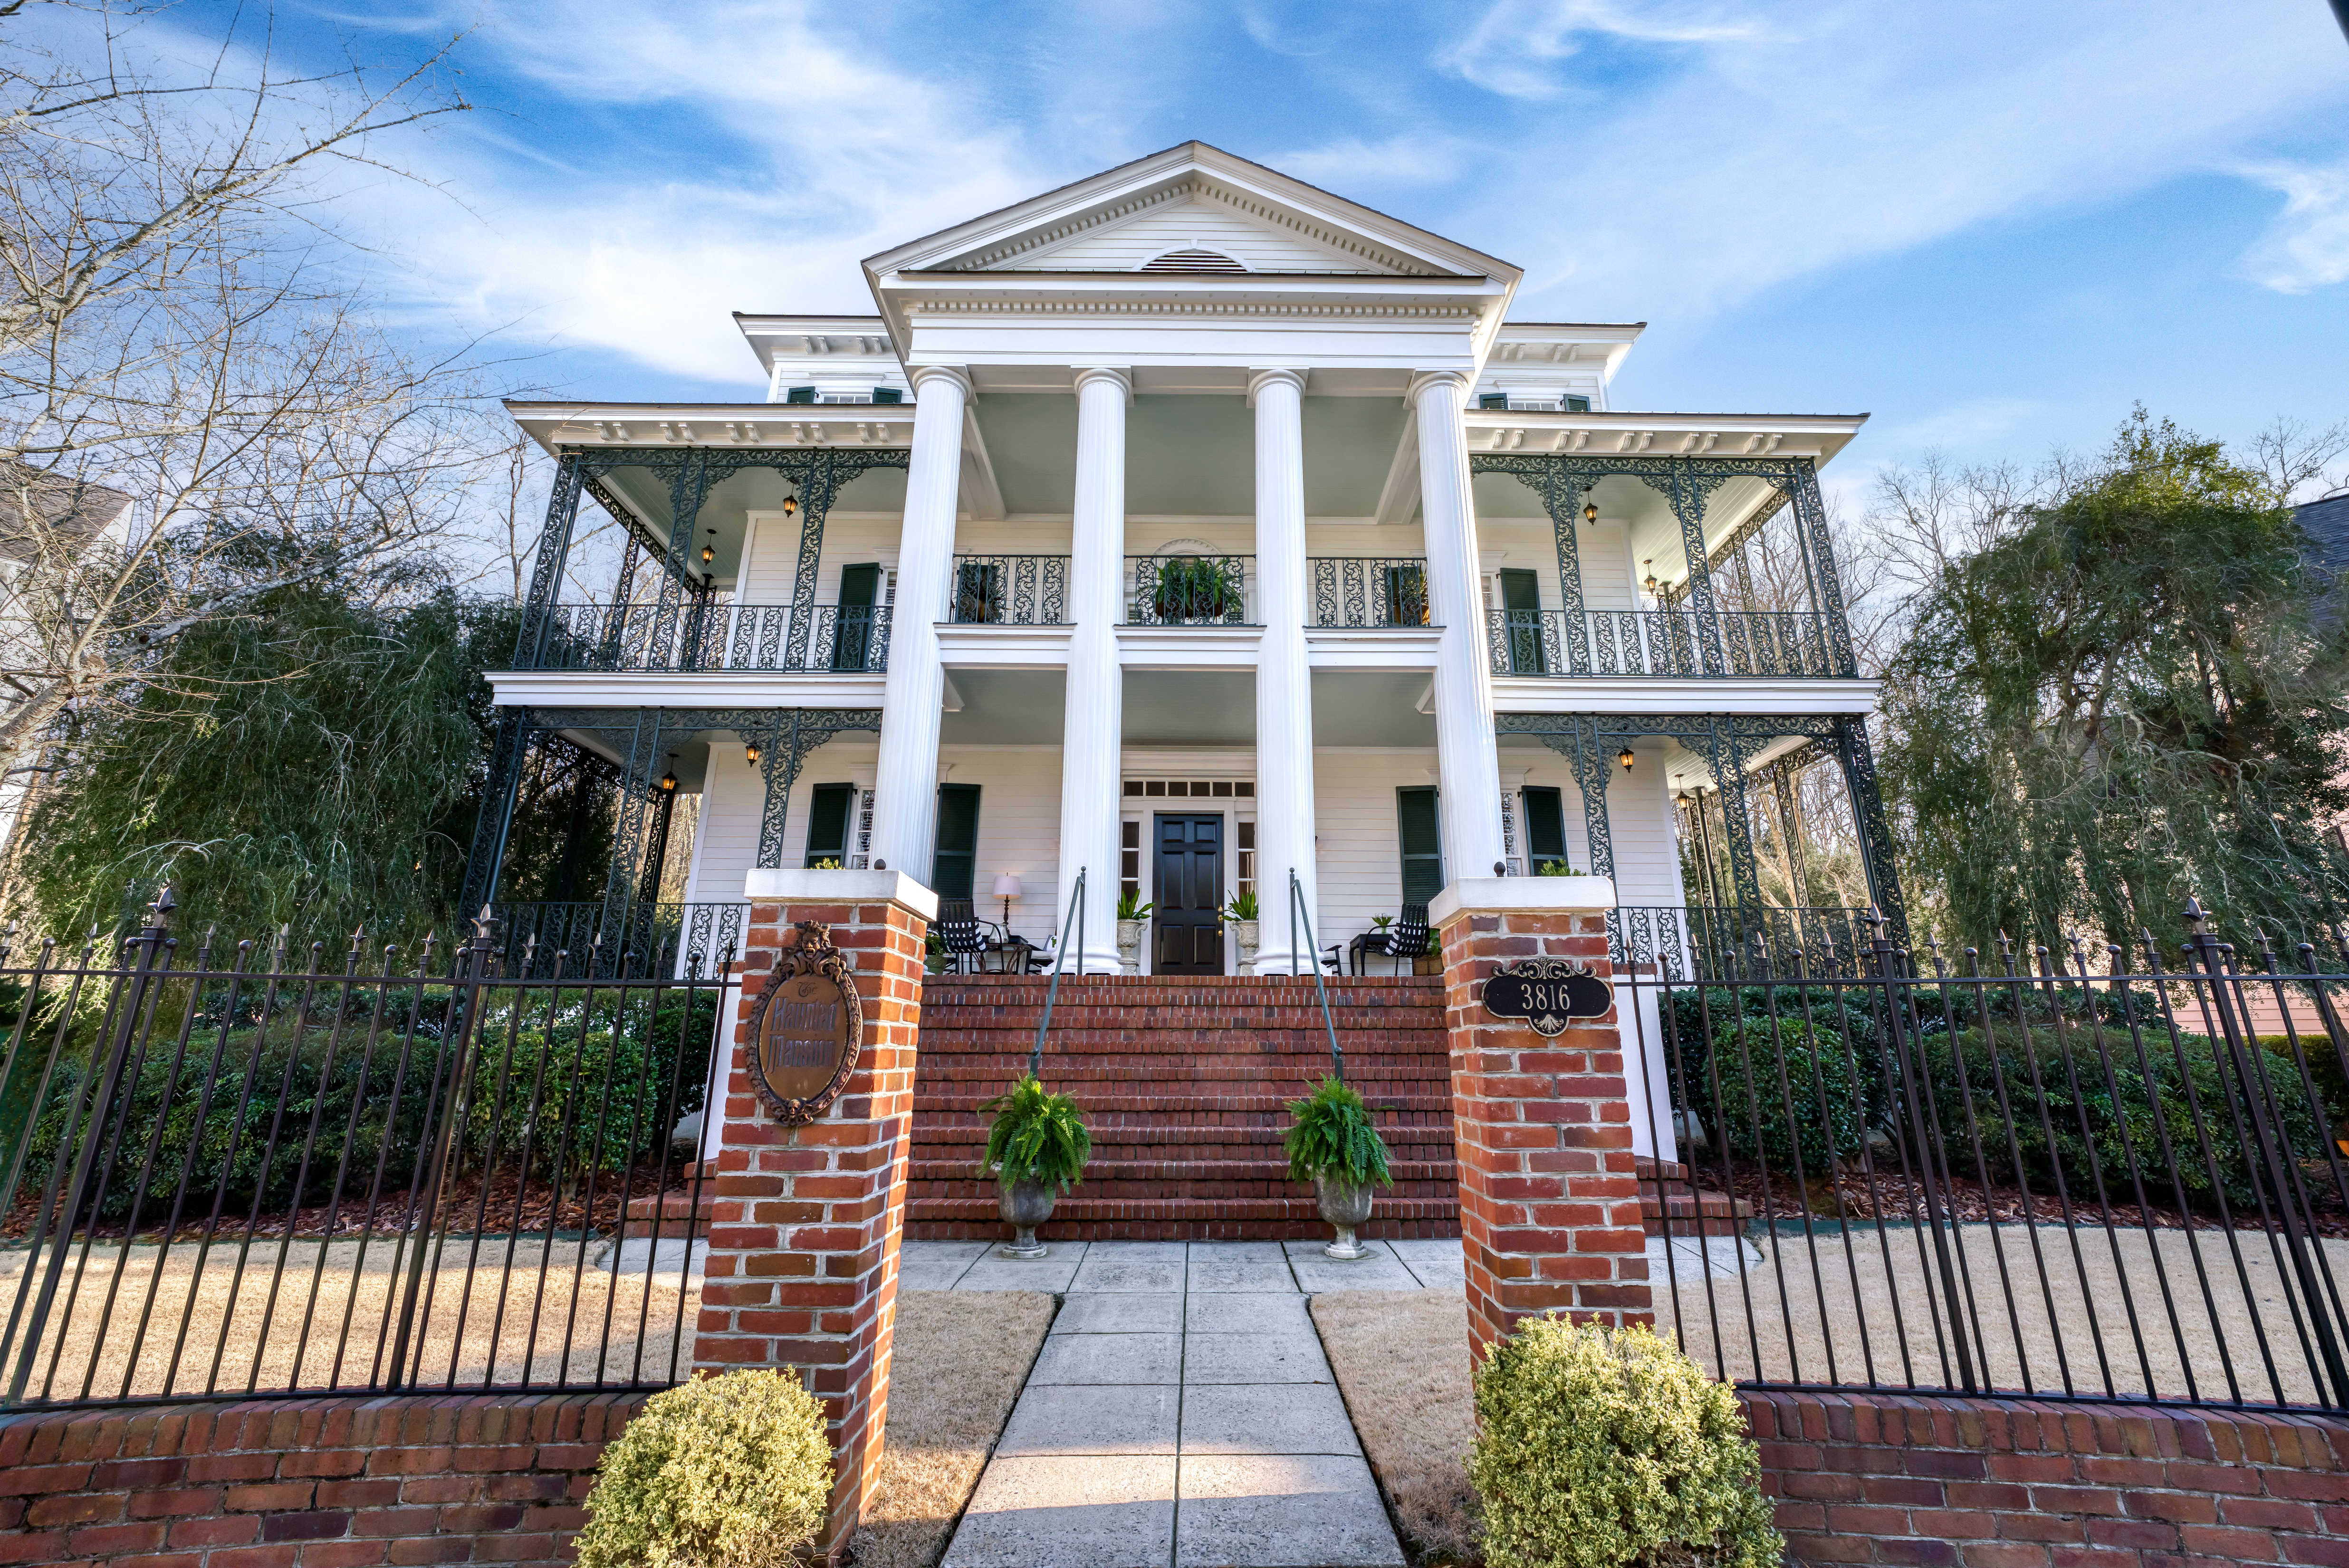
[872,387,903,404]
[1564,395,1592,413]
[933,784,981,899]
[1478,392,1508,410]
[1524,786,1567,871]
[804,783,855,867]
[1398,787,1443,904]
[834,563,881,671]
[785,386,816,404]
[1499,568,1545,675]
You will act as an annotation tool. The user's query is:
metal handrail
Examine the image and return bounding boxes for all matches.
[1288,868,1344,1083]
[1030,868,1084,1077]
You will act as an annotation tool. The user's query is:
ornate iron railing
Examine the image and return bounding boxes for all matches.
[1308,557,1431,628]
[1611,904,1871,980]
[527,602,890,673]
[1124,555,1252,625]
[1486,608,1842,678]
[488,900,749,979]
[948,555,1067,625]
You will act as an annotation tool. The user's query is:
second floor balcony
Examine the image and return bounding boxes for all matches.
[530,601,891,674]
[1488,607,1846,679]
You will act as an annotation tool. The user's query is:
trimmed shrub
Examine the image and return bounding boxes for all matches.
[1705,1017,1866,1175]
[1916,1023,2328,1213]
[576,1368,832,1568]
[1471,1316,1781,1568]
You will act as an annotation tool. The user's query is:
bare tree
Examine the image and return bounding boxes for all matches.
[2249,415,2349,505]
[0,8,484,790]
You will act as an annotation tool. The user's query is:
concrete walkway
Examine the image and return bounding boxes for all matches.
[916,1237,1462,1568]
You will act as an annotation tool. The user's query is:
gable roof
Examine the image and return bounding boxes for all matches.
[863,142,1519,284]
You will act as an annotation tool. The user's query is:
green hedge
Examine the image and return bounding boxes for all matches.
[1706,1017,1867,1176]
[6,985,719,1227]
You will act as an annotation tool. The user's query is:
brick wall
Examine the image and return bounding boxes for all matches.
[0,1392,642,1567]
[1746,1389,2349,1568]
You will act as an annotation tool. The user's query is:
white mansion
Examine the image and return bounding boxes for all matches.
[472,143,1897,984]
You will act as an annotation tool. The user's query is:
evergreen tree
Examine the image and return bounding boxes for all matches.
[1880,410,2349,957]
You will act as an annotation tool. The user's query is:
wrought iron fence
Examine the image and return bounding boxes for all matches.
[0,901,731,1411]
[1613,905,1872,980]
[1308,557,1431,628]
[948,555,1067,625]
[1125,555,1252,625]
[1626,906,2349,1409]
[527,601,890,673]
[1487,608,1843,678]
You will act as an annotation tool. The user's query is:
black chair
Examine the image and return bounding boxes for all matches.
[936,898,988,973]
[1350,902,1431,975]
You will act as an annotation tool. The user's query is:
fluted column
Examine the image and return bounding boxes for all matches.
[1413,370,1506,889]
[1056,366,1130,974]
[868,364,969,882]
[1247,368,1317,974]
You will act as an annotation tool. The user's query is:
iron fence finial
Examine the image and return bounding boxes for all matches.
[2182,896,2210,933]
[147,885,175,929]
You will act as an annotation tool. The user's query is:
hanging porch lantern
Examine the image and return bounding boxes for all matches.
[745,740,762,766]
[659,754,679,792]
[1619,746,1636,770]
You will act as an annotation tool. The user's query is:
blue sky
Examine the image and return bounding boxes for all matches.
[78,1,2349,494]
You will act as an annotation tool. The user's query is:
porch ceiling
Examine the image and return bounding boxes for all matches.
[939,669,1065,744]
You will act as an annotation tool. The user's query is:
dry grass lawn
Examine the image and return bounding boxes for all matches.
[1313,1288,1481,1563]
[849,1289,1055,1568]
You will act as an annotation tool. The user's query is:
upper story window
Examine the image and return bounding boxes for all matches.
[1140,249,1248,274]
[1478,393,1592,413]
[783,385,906,405]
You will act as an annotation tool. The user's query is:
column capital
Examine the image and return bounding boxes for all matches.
[907,363,974,399]
[1245,367,1308,407]
[1406,369,1473,405]
[1071,365,1134,404]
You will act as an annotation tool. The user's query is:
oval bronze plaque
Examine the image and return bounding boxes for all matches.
[1483,958,1612,1037]
[745,922,863,1124]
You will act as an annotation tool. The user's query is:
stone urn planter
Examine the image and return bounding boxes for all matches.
[1314,1173,1375,1260]
[999,1177,1055,1258]
[1116,918,1145,975]
[1231,919,1259,969]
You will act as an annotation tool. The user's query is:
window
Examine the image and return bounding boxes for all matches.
[1524,786,1568,873]
[1398,788,1443,904]
[804,784,855,867]
[1499,568,1545,674]
[1382,564,1428,626]
[1121,820,1141,902]
[933,784,980,898]
[954,560,1001,624]
[1237,821,1256,901]
[872,386,903,404]
[1140,248,1246,274]
[784,385,816,404]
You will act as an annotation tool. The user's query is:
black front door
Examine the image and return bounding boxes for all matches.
[1153,813,1225,974]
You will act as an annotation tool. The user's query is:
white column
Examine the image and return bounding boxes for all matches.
[1055,366,1130,973]
[1247,368,1317,974]
[868,364,969,882]
[1412,370,1506,888]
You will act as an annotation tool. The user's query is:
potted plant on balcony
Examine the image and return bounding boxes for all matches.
[1114,890,1153,975]
[1285,1076,1392,1260]
[1223,889,1260,968]
[1150,555,1237,622]
[980,1074,1091,1258]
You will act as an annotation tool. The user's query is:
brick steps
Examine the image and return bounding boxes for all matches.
[908,974,1458,1242]
[1638,1157,1754,1238]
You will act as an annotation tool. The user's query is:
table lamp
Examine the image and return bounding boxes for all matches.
[992,873,1021,930]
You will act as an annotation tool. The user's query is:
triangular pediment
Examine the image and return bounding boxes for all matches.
[864,143,1517,284]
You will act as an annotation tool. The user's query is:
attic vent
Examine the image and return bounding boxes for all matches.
[1140,248,1247,274]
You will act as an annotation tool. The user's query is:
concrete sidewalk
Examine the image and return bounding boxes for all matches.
[925,1237,1461,1568]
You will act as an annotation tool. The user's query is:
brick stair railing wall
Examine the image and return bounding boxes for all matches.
[907,973,1458,1242]
[2,1388,2343,1567]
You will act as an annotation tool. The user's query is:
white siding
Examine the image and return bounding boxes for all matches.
[1023,199,1381,274]
[1312,748,1438,946]
[682,739,880,903]
[938,746,1064,941]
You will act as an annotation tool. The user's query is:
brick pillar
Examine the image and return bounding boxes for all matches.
[1433,877,1652,1362]
[693,868,936,1565]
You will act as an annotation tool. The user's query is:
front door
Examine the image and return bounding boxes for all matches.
[1153,813,1225,974]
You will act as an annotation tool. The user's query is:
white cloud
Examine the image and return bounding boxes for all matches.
[1439,0,1762,100]
[1869,399,2049,458]
[2235,152,2349,294]
[1271,133,1470,190]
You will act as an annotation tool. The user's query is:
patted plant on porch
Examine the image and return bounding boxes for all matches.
[1471,1318,1781,1568]
[1146,554,1241,621]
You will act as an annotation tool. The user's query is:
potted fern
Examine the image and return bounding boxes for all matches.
[1115,890,1154,975]
[1285,1076,1392,1260]
[980,1075,1092,1258]
[1224,889,1259,969]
